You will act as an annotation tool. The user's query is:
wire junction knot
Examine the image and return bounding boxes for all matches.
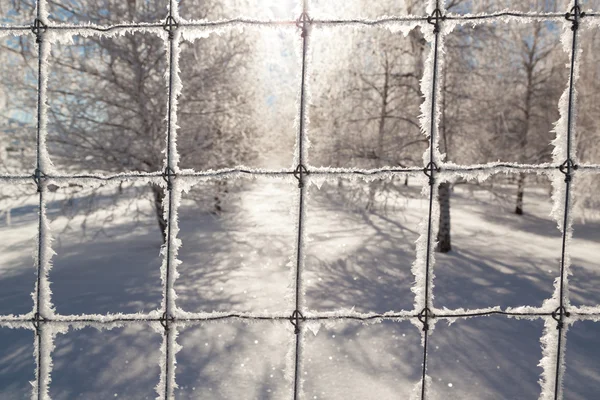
[289,310,305,334]
[163,15,179,40]
[418,307,434,332]
[566,5,585,31]
[423,162,440,186]
[32,168,46,192]
[296,12,312,37]
[162,166,176,190]
[293,164,309,188]
[159,312,175,331]
[552,306,570,330]
[31,312,45,335]
[559,159,578,183]
[32,19,47,43]
[427,8,446,34]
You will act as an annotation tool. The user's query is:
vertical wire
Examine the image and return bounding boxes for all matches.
[421,2,442,399]
[33,1,46,398]
[293,1,309,399]
[424,28,440,315]
[554,2,580,399]
[35,38,44,400]
[163,1,178,398]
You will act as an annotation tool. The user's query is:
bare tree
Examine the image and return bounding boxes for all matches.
[434,0,565,252]
[573,27,600,220]
[436,0,485,253]
[4,0,257,242]
[0,35,38,174]
[509,21,564,214]
[310,1,427,209]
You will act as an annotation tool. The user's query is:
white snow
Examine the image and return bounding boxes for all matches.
[1,171,598,398]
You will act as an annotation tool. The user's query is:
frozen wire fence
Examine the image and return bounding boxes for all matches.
[0,0,600,399]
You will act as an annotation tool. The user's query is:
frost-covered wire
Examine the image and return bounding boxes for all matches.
[290,1,311,398]
[0,0,598,399]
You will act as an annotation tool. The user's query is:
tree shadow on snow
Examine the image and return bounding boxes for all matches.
[0,181,599,398]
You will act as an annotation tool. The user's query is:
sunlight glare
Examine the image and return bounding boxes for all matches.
[257,0,298,19]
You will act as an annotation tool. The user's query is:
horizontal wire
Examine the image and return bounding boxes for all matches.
[444,11,567,20]
[0,163,598,184]
[1,10,600,35]
[2,309,600,326]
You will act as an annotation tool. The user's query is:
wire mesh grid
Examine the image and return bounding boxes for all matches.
[0,0,600,398]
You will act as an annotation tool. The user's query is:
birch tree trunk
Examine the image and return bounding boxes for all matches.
[151,184,167,244]
[436,64,451,253]
[213,180,228,214]
[515,173,525,215]
[436,182,452,253]
[367,59,390,211]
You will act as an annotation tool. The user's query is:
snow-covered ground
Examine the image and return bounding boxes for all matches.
[0,176,599,399]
